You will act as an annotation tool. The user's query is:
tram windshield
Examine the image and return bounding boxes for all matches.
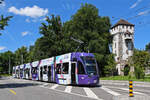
[81,56,97,75]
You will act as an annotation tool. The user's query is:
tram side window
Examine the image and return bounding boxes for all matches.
[32,68,37,74]
[56,64,61,74]
[78,61,85,74]
[43,66,47,74]
[62,63,69,74]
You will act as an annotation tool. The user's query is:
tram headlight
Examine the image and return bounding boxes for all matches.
[81,77,84,79]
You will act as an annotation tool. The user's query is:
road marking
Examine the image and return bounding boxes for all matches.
[9,89,16,95]
[105,86,147,95]
[101,86,121,96]
[43,83,49,86]
[41,86,103,100]
[84,88,99,99]
[50,84,59,89]
[117,88,145,95]
[64,86,72,93]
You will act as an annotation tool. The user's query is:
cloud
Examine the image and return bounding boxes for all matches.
[0,46,6,51]
[8,5,48,18]
[25,17,46,23]
[40,17,47,21]
[138,10,150,16]
[25,19,30,23]
[130,0,143,9]
[22,31,29,36]
[62,3,73,10]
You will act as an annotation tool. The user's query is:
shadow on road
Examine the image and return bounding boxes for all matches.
[0,83,39,89]
[70,84,101,88]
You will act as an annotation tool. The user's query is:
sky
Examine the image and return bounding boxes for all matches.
[0,0,150,53]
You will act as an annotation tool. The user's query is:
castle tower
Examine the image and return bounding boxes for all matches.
[110,19,134,75]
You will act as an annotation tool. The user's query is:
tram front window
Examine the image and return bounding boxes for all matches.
[81,56,97,75]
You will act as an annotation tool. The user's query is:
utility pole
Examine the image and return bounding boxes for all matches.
[9,56,11,74]
[21,54,23,64]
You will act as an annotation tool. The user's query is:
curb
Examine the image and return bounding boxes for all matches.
[100,80,150,88]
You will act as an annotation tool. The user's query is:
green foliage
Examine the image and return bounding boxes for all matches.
[123,65,130,76]
[134,65,145,79]
[63,4,111,76]
[128,49,150,79]
[0,15,12,35]
[0,4,112,76]
[145,42,150,52]
[0,51,15,74]
[14,46,29,65]
[101,76,150,82]
[103,54,117,76]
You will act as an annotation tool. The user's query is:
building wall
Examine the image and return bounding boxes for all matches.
[111,25,134,75]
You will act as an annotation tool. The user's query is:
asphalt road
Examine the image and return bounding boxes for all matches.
[0,77,150,100]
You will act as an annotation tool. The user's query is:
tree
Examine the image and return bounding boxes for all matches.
[32,3,111,76]
[128,49,150,79]
[0,51,15,74]
[145,42,150,52]
[14,46,29,65]
[33,14,64,60]
[27,45,35,62]
[103,54,117,76]
[63,3,111,76]
[0,15,12,35]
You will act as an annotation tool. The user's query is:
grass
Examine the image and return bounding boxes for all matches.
[0,73,11,77]
[100,75,150,82]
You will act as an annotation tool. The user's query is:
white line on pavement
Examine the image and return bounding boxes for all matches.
[117,88,145,95]
[105,86,147,95]
[43,83,49,86]
[64,86,72,93]
[50,84,59,89]
[101,86,121,96]
[40,85,103,100]
[84,88,99,99]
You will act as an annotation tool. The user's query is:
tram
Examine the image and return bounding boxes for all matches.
[12,52,99,85]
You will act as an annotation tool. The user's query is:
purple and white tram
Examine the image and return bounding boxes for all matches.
[12,66,16,78]
[39,57,54,82]
[24,63,32,80]
[20,64,25,79]
[55,52,99,85]
[31,61,40,80]
[15,65,20,78]
[13,52,99,86]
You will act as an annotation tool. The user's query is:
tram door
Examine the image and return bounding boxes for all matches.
[71,62,77,84]
[40,67,43,81]
[48,66,51,82]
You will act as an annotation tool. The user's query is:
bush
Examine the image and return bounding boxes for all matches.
[134,65,145,79]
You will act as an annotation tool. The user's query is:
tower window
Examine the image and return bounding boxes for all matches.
[125,39,133,50]
[130,26,132,29]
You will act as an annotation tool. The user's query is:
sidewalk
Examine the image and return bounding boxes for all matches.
[100,80,150,87]
[100,80,150,100]
[113,94,150,100]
